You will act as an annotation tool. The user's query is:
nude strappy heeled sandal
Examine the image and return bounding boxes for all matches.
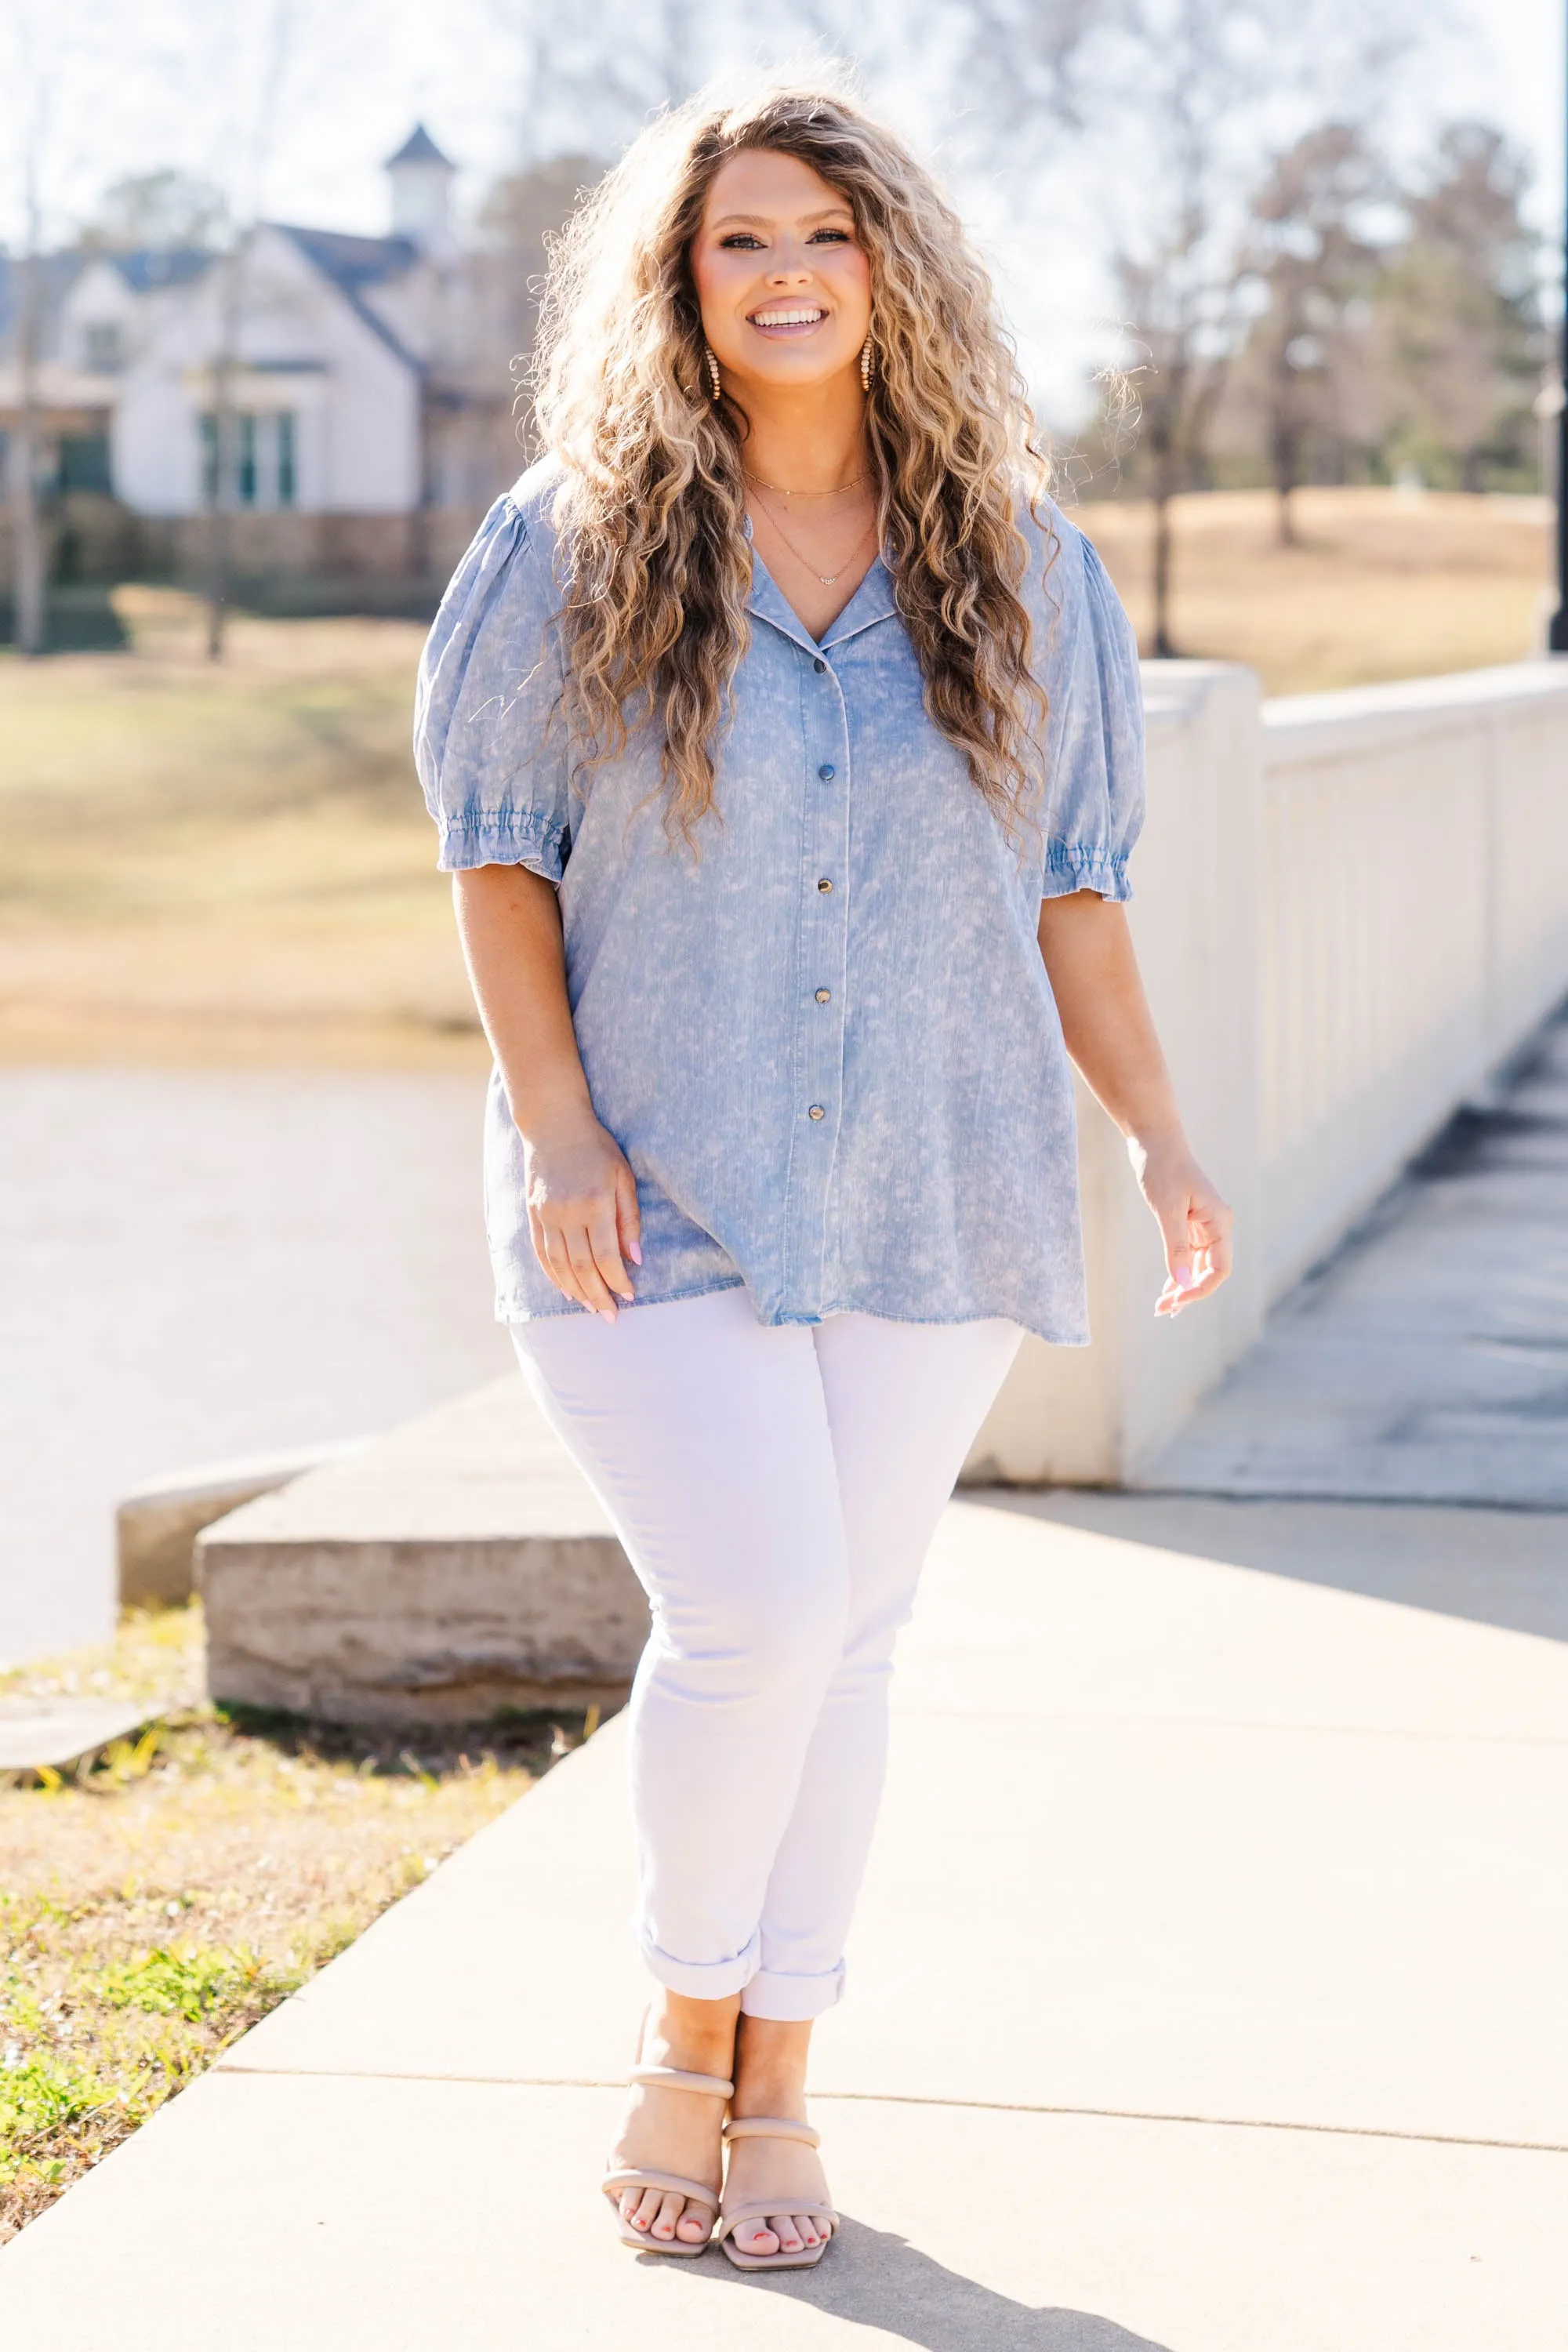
[601,2064,734,2256]
[715,2114,839,2270]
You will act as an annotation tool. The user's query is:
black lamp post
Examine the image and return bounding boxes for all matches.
[1552,2,1568,652]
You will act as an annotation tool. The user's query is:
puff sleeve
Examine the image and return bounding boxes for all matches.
[413,492,572,882]
[1037,517,1145,902]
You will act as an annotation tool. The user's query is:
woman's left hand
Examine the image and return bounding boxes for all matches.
[1131,1137,1234,1317]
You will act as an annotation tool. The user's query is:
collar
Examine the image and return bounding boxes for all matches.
[743,524,899,658]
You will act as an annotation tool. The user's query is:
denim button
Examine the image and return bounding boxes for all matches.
[817,877,833,893]
[808,1104,826,1120]
[813,657,826,673]
[818,762,835,781]
[815,988,831,1003]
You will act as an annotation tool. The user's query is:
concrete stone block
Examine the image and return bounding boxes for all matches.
[117,1444,368,1607]
[196,1377,648,1726]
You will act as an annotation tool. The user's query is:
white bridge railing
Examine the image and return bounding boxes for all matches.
[967,657,1568,1486]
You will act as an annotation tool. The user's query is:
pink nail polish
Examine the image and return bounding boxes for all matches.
[629,1240,643,1265]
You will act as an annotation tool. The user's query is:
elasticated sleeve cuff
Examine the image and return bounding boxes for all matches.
[1040,843,1134,902]
[436,804,570,882]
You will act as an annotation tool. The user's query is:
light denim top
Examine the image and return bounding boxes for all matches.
[414,458,1145,1344]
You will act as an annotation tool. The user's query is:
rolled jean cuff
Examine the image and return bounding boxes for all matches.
[637,1925,760,2003]
[739,1961,845,2022]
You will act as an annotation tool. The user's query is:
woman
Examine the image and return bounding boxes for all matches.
[416,82,1231,2272]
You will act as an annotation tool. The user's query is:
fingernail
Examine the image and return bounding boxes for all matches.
[1174,1263,1195,1288]
[628,1241,642,1265]
[599,1308,617,1325]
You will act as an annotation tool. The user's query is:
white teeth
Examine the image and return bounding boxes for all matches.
[752,307,823,327]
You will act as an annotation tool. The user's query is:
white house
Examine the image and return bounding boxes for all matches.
[5,129,554,579]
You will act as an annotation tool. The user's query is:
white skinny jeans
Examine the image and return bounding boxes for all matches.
[511,1286,1021,2021]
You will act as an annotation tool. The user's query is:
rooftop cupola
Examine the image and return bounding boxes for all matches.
[385,124,456,248]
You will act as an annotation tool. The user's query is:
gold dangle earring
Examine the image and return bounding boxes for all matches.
[706,346,722,403]
[859,332,874,394]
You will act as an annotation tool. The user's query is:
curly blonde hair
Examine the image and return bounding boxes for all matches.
[531,77,1053,843]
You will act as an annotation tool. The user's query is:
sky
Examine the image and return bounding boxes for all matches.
[2,0,1563,420]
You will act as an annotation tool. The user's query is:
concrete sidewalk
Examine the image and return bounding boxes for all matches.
[2,1492,1565,2348]
[1138,1004,1568,1508]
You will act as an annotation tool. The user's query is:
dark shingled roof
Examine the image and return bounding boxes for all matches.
[1,249,216,357]
[270,224,423,372]
[108,249,214,295]
[385,124,454,171]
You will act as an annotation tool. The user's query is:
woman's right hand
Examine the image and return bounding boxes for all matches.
[523,1109,642,1322]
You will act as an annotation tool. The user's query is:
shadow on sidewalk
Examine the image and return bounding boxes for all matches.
[978,1489,1568,1646]
[675,2217,1172,2348]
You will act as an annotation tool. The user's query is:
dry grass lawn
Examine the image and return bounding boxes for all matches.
[1076,487,1552,695]
[0,490,1552,1063]
[0,586,479,1067]
[0,1604,579,2242]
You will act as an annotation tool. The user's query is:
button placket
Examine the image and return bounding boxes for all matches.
[788,650,852,1309]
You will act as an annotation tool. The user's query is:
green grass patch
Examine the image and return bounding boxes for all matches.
[1,1602,586,2241]
[95,1944,297,2024]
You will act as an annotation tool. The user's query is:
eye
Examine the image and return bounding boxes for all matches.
[808,227,852,245]
[720,233,764,250]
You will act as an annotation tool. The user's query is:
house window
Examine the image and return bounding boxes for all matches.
[236,414,258,506]
[198,412,299,510]
[82,321,124,373]
[59,434,113,494]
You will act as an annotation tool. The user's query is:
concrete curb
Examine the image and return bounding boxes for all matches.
[117,1442,371,1607]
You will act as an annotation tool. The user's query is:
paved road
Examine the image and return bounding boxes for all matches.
[0,1069,513,1664]
[1142,1001,1568,1507]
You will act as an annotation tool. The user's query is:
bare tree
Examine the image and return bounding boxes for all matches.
[933,0,1294,650]
[477,153,601,466]
[1374,123,1544,492]
[9,129,48,656]
[946,0,1428,649]
[199,0,296,661]
[490,0,716,167]
[3,16,54,659]
[1238,123,1388,543]
[948,0,1107,141]
[1102,0,1293,653]
[80,169,227,252]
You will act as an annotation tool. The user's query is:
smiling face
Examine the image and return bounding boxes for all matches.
[688,147,873,399]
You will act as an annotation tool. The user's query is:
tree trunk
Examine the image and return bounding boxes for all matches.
[205,381,232,662]
[11,247,46,656]
[206,248,244,663]
[1152,489,1176,659]
[11,419,46,658]
[1272,387,1302,548]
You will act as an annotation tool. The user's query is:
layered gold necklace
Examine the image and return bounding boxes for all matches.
[744,473,876,590]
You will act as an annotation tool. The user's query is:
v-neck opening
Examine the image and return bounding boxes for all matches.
[745,537,896,652]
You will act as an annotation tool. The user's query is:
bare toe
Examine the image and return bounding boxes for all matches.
[630,2187,662,2233]
[737,2218,781,2256]
[771,2212,804,2253]
[675,2203,711,2244]
[650,2190,685,2241]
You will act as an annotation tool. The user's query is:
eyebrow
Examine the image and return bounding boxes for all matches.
[708,206,855,228]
